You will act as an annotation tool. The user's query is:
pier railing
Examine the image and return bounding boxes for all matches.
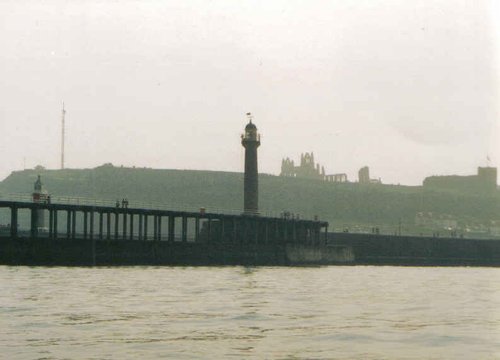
[0,192,318,221]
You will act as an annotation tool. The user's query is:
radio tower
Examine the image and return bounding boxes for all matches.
[61,102,66,169]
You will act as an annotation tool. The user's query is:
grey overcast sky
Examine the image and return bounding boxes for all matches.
[0,0,498,185]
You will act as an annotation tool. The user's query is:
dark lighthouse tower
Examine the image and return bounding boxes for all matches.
[241,113,261,215]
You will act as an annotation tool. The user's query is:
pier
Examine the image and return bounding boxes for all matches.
[1,200,328,244]
[0,118,354,266]
[0,199,337,266]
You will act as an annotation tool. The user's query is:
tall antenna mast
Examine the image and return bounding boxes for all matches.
[61,102,66,169]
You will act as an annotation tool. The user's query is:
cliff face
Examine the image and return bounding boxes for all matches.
[0,165,499,233]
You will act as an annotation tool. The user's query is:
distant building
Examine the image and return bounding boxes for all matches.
[423,167,497,194]
[280,154,384,185]
[281,152,325,181]
[358,166,370,184]
[280,152,348,183]
[478,167,498,192]
[415,212,458,230]
[325,174,348,183]
[358,166,381,184]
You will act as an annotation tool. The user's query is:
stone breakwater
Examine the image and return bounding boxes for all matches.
[0,237,353,266]
[329,232,500,266]
[3,232,500,267]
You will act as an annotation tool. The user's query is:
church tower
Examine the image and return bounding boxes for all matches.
[241,113,261,215]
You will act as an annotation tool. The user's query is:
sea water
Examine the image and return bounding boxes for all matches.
[1,266,499,359]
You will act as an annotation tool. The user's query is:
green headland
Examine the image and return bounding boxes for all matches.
[1,164,499,238]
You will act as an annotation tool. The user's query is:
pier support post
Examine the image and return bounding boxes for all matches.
[207,218,212,243]
[71,210,76,239]
[138,214,143,240]
[113,211,119,240]
[30,207,38,239]
[153,215,158,241]
[10,206,18,239]
[157,216,162,241]
[90,211,94,240]
[98,212,103,240]
[122,212,127,240]
[168,216,175,242]
[49,209,54,239]
[129,214,134,240]
[66,210,71,239]
[53,210,58,240]
[195,217,200,242]
[106,212,111,240]
[143,215,148,240]
[182,216,187,242]
[83,211,88,240]
[220,218,225,242]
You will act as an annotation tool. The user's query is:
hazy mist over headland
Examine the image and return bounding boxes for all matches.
[1,0,499,185]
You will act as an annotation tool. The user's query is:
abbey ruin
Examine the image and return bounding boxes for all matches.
[280,152,379,184]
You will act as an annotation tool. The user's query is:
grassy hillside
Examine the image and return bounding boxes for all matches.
[1,164,499,234]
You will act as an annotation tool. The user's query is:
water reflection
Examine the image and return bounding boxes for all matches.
[0,266,499,359]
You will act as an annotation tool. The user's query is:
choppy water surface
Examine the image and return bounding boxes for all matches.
[1,266,499,359]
